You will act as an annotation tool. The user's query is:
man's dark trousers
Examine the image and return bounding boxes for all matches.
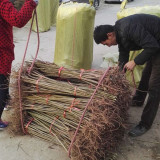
[133,53,160,129]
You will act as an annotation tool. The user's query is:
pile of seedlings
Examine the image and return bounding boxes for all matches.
[11,60,131,160]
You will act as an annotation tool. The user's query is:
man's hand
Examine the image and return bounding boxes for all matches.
[123,60,136,71]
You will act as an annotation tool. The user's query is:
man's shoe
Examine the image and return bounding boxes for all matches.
[0,121,8,130]
[128,124,149,137]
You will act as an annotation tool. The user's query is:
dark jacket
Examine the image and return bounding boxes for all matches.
[114,14,160,68]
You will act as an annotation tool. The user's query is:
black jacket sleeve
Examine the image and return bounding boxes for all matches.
[118,44,129,69]
[127,24,160,65]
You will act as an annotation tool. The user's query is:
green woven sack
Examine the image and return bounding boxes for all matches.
[118,0,160,19]
[32,0,59,32]
[50,0,59,26]
[54,2,96,69]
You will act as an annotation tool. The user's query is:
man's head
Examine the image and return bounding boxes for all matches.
[94,25,117,47]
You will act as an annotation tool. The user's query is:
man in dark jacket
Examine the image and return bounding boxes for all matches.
[94,14,160,137]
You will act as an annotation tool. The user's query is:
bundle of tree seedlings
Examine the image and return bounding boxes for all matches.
[11,60,131,160]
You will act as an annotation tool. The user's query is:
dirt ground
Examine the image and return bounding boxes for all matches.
[1,0,160,160]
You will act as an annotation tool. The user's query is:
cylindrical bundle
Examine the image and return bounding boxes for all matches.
[11,60,131,160]
[20,70,114,99]
[23,94,90,122]
[32,60,103,86]
[54,2,96,69]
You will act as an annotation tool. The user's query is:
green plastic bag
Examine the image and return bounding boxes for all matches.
[117,0,160,86]
[54,2,96,69]
[118,0,160,19]
[50,0,59,26]
[125,50,144,87]
[32,0,59,32]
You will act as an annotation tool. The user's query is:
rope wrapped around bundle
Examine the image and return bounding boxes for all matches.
[11,60,131,160]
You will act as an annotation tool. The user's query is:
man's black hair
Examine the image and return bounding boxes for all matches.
[94,25,114,44]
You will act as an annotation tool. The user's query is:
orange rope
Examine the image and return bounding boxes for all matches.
[46,95,51,104]
[74,87,77,97]
[79,69,84,80]
[131,70,137,95]
[25,118,34,134]
[18,9,40,134]
[49,116,59,135]
[63,98,80,118]
[36,76,44,93]
[58,67,64,77]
